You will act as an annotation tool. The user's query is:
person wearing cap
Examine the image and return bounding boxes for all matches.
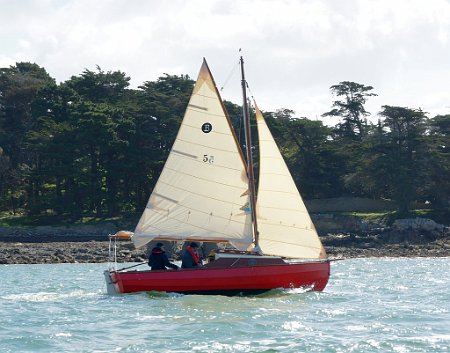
[148,242,179,271]
[181,242,202,269]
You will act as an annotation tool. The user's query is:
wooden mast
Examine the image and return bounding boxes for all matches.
[240,56,259,248]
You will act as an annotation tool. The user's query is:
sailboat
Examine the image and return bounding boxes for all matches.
[104,57,330,295]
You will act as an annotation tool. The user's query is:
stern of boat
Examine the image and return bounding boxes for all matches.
[104,270,119,295]
[104,231,134,295]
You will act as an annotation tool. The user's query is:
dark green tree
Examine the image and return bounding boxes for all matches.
[26,83,85,216]
[322,81,377,139]
[0,62,54,213]
[63,68,132,217]
[66,66,130,103]
[2,61,449,225]
[422,114,450,209]
[344,106,428,214]
[0,62,54,167]
[25,68,134,218]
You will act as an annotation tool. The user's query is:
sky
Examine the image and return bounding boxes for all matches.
[1,0,450,124]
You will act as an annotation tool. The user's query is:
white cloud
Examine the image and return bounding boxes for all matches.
[1,0,450,120]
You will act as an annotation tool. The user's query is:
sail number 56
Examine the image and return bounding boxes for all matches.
[203,154,214,164]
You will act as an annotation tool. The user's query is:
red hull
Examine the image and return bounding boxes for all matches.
[107,259,330,295]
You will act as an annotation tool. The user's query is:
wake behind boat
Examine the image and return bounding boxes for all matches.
[104,57,330,295]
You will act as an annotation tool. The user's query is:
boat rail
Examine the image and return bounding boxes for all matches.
[108,231,134,271]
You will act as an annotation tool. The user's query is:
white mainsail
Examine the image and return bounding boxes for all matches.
[255,105,327,259]
[133,60,253,249]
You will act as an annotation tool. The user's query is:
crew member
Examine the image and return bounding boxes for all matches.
[181,242,202,268]
[148,242,178,270]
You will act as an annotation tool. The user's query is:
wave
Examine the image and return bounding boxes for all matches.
[1,290,101,302]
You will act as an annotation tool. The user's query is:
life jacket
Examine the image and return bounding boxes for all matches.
[186,246,200,264]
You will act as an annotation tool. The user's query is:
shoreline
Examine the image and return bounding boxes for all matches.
[1,238,449,264]
[1,215,448,264]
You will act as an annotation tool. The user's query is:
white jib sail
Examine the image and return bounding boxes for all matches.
[255,105,327,259]
[133,60,253,249]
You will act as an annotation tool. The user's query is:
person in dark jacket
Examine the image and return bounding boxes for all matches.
[148,242,178,270]
[181,242,202,268]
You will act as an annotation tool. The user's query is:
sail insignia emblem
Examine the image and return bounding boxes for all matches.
[201,122,212,133]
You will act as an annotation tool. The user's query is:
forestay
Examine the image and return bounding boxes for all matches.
[133,60,253,249]
[255,105,327,259]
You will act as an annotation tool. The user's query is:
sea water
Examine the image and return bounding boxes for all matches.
[0,258,449,353]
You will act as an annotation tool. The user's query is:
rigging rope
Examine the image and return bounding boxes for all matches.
[220,48,243,91]
[219,60,240,92]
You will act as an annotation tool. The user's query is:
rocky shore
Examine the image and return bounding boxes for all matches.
[0,217,449,264]
[1,239,449,265]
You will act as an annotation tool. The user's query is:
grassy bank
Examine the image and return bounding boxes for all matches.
[0,212,140,228]
[1,208,448,229]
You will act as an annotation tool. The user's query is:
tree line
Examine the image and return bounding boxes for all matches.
[0,62,449,221]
